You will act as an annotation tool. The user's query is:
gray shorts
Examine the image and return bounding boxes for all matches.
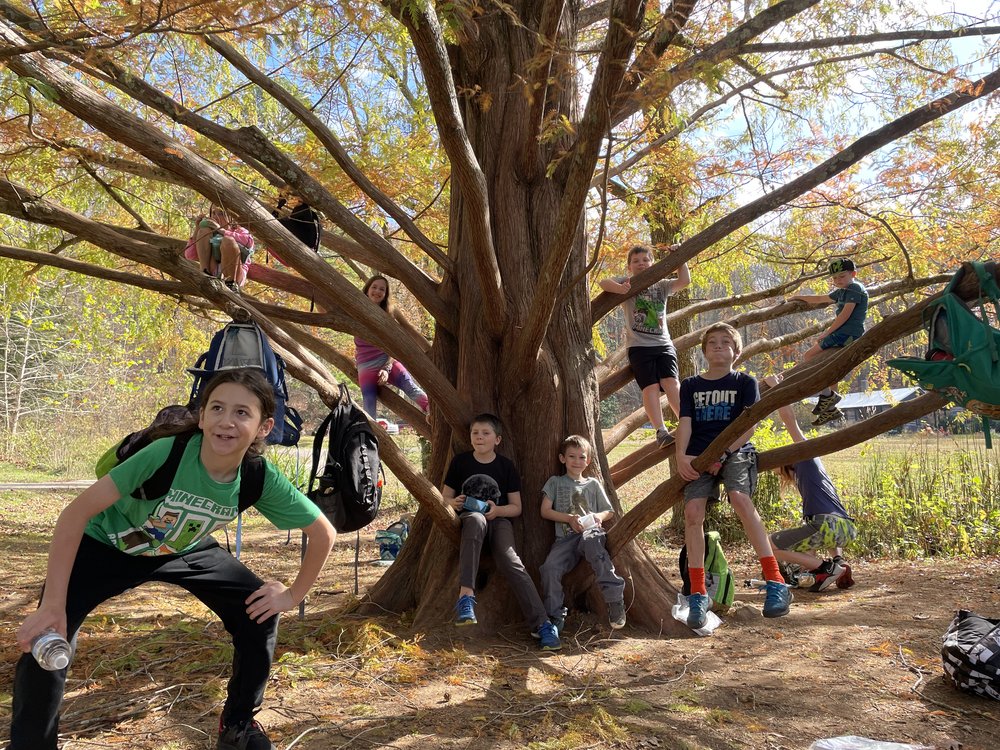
[683,449,758,502]
[771,514,858,552]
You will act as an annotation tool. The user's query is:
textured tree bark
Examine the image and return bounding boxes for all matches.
[358,5,679,632]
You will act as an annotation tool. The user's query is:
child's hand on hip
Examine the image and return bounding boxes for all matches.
[246,581,295,622]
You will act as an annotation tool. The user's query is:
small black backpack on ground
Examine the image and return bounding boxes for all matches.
[941,609,1000,700]
[306,384,382,532]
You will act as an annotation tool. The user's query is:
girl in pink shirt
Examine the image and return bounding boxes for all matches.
[354,275,429,417]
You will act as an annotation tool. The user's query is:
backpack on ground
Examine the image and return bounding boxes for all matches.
[306,383,382,533]
[187,319,302,447]
[96,429,264,509]
[888,262,1000,444]
[374,518,410,563]
[679,530,735,610]
[941,609,1000,700]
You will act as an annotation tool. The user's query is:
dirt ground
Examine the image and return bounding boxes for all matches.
[2,504,999,750]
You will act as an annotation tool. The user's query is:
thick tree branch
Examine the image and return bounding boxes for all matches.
[384,0,507,335]
[591,64,1000,323]
[621,1,696,95]
[613,0,821,125]
[0,242,187,296]
[202,34,452,274]
[53,141,188,185]
[740,25,1000,54]
[508,0,646,380]
[524,0,567,157]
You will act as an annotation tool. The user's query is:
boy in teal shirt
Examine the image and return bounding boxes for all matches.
[790,258,869,425]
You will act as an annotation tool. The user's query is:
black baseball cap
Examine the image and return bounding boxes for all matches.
[828,258,856,275]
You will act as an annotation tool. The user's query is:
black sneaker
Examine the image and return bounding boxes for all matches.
[779,562,800,585]
[224,279,241,294]
[812,407,844,427]
[809,559,845,592]
[655,428,674,448]
[608,600,626,630]
[218,718,275,750]
[812,392,841,414]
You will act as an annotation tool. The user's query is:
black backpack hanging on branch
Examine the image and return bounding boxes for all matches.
[306,384,382,533]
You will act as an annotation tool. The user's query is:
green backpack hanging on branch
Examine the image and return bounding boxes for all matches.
[888,261,1000,445]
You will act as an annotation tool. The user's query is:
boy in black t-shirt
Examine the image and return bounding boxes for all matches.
[441,414,560,651]
[676,323,792,631]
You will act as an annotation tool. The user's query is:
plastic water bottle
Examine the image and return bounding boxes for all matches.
[31,631,72,671]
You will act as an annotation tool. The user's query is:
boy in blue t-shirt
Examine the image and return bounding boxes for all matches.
[676,323,792,630]
[790,258,869,426]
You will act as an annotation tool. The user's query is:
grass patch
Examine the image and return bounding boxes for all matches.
[528,707,628,749]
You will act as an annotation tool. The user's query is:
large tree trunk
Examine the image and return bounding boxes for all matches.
[361,4,683,633]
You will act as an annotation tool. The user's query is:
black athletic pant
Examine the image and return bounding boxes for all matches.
[9,535,278,749]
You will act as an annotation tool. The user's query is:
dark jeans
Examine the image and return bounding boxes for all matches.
[9,535,278,749]
[458,514,548,630]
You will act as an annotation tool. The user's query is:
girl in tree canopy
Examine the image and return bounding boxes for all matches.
[189,204,255,291]
[355,275,430,418]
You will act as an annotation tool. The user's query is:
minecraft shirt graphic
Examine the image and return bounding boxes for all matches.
[631,286,667,335]
[112,490,237,556]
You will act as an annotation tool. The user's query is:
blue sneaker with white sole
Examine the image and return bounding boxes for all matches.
[686,593,710,629]
[455,594,477,626]
[763,580,793,618]
[537,620,562,651]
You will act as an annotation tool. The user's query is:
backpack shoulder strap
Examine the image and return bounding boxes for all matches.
[135,432,193,500]
[238,455,266,512]
[307,407,337,496]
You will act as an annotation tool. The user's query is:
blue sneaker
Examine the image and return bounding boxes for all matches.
[763,580,793,618]
[455,594,477,626]
[537,620,562,651]
[686,593,710,629]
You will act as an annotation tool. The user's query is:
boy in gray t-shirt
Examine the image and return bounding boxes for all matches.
[599,244,690,447]
[539,435,626,632]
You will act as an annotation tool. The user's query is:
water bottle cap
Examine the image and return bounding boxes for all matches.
[50,652,70,670]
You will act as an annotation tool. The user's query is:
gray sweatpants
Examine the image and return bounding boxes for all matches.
[459,513,548,630]
[539,529,625,618]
